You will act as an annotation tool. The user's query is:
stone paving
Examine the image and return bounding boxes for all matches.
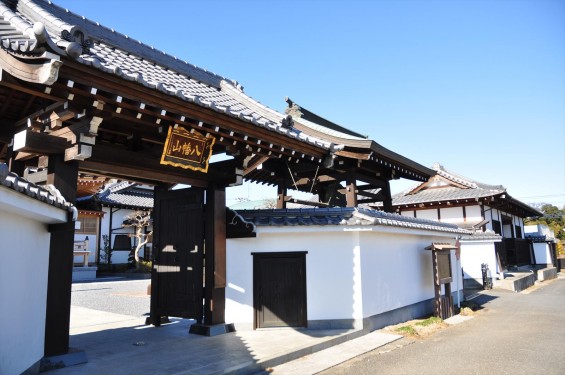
[48,279,401,374]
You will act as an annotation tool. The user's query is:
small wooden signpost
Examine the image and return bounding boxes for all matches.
[426,243,456,319]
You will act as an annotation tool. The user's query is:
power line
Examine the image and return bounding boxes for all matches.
[517,193,565,199]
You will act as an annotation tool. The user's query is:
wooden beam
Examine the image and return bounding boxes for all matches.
[12,129,71,155]
[56,62,327,159]
[244,155,270,176]
[0,76,63,102]
[81,143,239,186]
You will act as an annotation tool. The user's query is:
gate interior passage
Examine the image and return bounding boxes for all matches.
[150,187,205,324]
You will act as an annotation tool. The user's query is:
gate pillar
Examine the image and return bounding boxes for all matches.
[44,155,78,356]
[189,185,235,336]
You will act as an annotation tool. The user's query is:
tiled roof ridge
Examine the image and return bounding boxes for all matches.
[0,2,36,51]
[354,207,468,232]
[285,97,368,140]
[220,82,334,149]
[432,162,505,192]
[235,206,470,234]
[0,162,77,218]
[457,229,502,241]
[96,181,137,199]
[15,0,230,88]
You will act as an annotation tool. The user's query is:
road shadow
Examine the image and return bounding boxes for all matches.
[461,291,498,311]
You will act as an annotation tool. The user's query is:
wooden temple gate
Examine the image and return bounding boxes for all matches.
[0,0,434,359]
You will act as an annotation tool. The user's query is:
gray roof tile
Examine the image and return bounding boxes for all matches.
[393,186,502,205]
[235,207,470,235]
[0,163,76,216]
[78,181,154,209]
[0,0,332,151]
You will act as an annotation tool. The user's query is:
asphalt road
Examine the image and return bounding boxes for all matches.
[71,278,151,317]
[320,276,565,375]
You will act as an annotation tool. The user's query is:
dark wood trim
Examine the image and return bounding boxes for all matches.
[57,62,327,160]
[204,186,227,325]
[13,129,71,155]
[149,184,167,326]
[44,155,78,356]
[345,178,357,208]
[277,183,287,209]
[251,251,309,257]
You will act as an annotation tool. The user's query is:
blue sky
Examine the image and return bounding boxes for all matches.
[54,0,565,208]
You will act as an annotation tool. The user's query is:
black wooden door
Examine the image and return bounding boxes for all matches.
[150,187,204,323]
[253,252,307,329]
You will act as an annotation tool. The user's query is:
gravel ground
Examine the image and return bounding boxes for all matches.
[71,278,151,317]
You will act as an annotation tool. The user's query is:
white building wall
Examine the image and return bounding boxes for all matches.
[226,229,360,328]
[466,205,483,223]
[74,233,98,264]
[460,241,499,282]
[358,232,433,317]
[227,225,461,330]
[484,206,494,232]
[439,207,464,223]
[532,242,552,265]
[0,188,67,375]
[96,207,152,264]
[415,209,438,221]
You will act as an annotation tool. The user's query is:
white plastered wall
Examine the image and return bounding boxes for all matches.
[0,187,67,375]
[415,209,439,221]
[460,241,499,281]
[532,242,552,265]
[226,229,360,328]
[226,225,461,329]
[439,207,464,224]
[98,207,152,264]
[74,233,98,264]
[466,205,483,223]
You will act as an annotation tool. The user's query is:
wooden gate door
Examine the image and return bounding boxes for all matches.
[253,252,307,329]
[150,187,204,325]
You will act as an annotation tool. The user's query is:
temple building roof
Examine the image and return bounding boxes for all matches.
[391,163,542,218]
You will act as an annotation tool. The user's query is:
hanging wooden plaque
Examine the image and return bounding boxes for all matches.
[160,126,215,173]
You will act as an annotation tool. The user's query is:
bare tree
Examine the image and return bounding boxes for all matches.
[122,211,152,269]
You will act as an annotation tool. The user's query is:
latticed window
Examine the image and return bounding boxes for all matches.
[76,216,98,234]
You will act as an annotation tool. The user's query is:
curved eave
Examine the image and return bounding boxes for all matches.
[393,193,500,209]
[497,194,543,218]
[369,141,435,180]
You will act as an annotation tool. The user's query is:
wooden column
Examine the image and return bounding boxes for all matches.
[6,145,25,176]
[381,180,393,213]
[345,178,357,207]
[44,154,78,356]
[204,185,227,325]
[277,182,287,209]
[431,250,442,318]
